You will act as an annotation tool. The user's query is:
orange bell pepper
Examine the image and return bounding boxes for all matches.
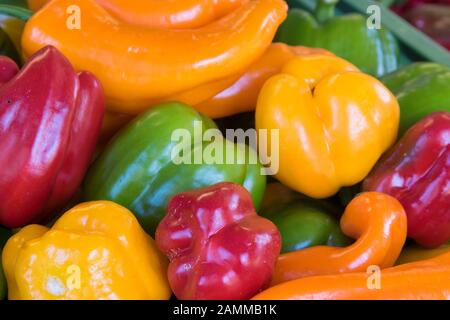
[256,55,399,198]
[28,0,248,29]
[253,252,450,300]
[22,0,287,115]
[195,43,332,118]
[272,192,407,285]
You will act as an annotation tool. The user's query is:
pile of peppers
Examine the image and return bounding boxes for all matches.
[0,0,448,301]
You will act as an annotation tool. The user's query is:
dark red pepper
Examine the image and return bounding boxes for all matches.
[0,46,104,228]
[403,4,450,50]
[363,112,450,248]
[156,182,281,300]
[392,0,450,14]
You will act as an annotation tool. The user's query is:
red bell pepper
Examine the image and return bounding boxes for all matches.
[392,0,450,14]
[0,46,104,228]
[403,4,450,50]
[363,112,450,248]
[156,182,281,300]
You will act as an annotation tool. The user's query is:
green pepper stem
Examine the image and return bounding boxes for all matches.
[315,0,339,23]
[0,5,32,21]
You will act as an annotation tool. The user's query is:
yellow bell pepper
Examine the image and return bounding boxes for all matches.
[256,55,399,198]
[2,201,171,300]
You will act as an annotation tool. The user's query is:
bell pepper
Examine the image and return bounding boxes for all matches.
[253,251,450,300]
[0,46,104,228]
[27,0,249,29]
[0,226,11,300]
[84,102,266,234]
[381,62,450,135]
[396,243,450,265]
[272,192,407,285]
[256,54,399,199]
[392,0,450,14]
[156,182,280,300]
[195,43,333,118]
[2,201,171,300]
[363,112,450,248]
[403,4,450,50]
[261,183,351,254]
[275,0,399,77]
[20,0,287,114]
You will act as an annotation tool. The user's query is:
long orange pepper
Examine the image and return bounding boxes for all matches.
[28,0,249,29]
[272,192,407,285]
[253,252,450,300]
[194,43,333,118]
[22,0,287,114]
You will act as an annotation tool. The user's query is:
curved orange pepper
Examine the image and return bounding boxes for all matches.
[22,0,287,114]
[28,0,249,29]
[194,43,333,118]
[272,192,407,285]
[253,252,450,300]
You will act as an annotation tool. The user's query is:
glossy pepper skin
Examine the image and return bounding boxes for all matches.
[381,62,450,135]
[403,4,450,50]
[156,182,281,300]
[272,192,407,285]
[363,112,450,248]
[22,0,287,114]
[2,201,171,300]
[253,251,450,300]
[0,46,104,228]
[256,54,399,199]
[261,183,351,254]
[0,226,11,300]
[275,0,399,77]
[195,43,333,118]
[28,0,249,29]
[84,102,266,235]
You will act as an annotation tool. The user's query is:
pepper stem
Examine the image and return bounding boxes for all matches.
[315,0,339,23]
[0,5,32,21]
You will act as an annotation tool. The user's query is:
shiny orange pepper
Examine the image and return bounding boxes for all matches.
[253,252,450,300]
[194,43,333,118]
[272,192,407,285]
[22,0,287,115]
[28,0,249,29]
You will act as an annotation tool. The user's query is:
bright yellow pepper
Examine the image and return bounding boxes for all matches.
[2,201,171,300]
[256,55,399,198]
[22,0,287,114]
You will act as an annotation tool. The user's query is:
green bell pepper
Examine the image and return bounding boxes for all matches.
[84,102,266,234]
[276,0,399,77]
[0,226,11,300]
[381,62,450,135]
[261,183,351,254]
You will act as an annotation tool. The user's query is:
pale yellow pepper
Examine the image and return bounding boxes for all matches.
[2,201,171,300]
